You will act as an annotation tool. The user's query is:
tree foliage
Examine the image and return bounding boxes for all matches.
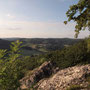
[45,39,90,68]
[64,0,90,38]
[0,40,23,90]
[0,40,45,90]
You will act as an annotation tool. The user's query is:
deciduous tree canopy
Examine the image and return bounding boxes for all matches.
[64,0,90,38]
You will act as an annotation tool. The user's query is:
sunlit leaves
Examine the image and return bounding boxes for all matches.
[64,21,67,24]
[0,40,22,90]
[65,0,90,38]
[0,50,7,59]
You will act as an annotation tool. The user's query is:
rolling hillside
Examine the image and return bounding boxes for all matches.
[0,39,11,49]
[1,38,82,56]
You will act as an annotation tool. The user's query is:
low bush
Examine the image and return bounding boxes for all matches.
[45,38,90,69]
[66,85,83,90]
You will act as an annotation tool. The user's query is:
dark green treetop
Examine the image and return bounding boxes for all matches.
[64,0,90,38]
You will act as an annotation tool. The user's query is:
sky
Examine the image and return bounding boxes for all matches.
[0,0,89,38]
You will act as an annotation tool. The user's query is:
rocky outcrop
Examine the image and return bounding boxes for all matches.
[20,61,58,89]
[20,62,90,90]
[37,64,90,90]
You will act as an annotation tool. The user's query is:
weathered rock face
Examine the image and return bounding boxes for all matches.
[37,64,90,90]
[20,61,58,89]
[20,62,90,90]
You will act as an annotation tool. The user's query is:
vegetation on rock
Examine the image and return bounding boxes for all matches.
[0,38,89,90]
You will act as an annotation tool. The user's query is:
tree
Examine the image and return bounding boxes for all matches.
[0,40,23,90]
[64,0,90,38]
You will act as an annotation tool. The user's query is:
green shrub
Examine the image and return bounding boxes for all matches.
[66,85,83,90]
[20,55,46,71]
[0,40,23,90]
[45,39,90,69]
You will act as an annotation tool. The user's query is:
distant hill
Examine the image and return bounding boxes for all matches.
[1,38,82,56]
[2,38,22,41]
[0,39,11,49]
[18,38,82,51]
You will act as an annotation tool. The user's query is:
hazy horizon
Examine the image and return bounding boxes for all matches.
[0,0,89,38]
[0,37,86,39]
